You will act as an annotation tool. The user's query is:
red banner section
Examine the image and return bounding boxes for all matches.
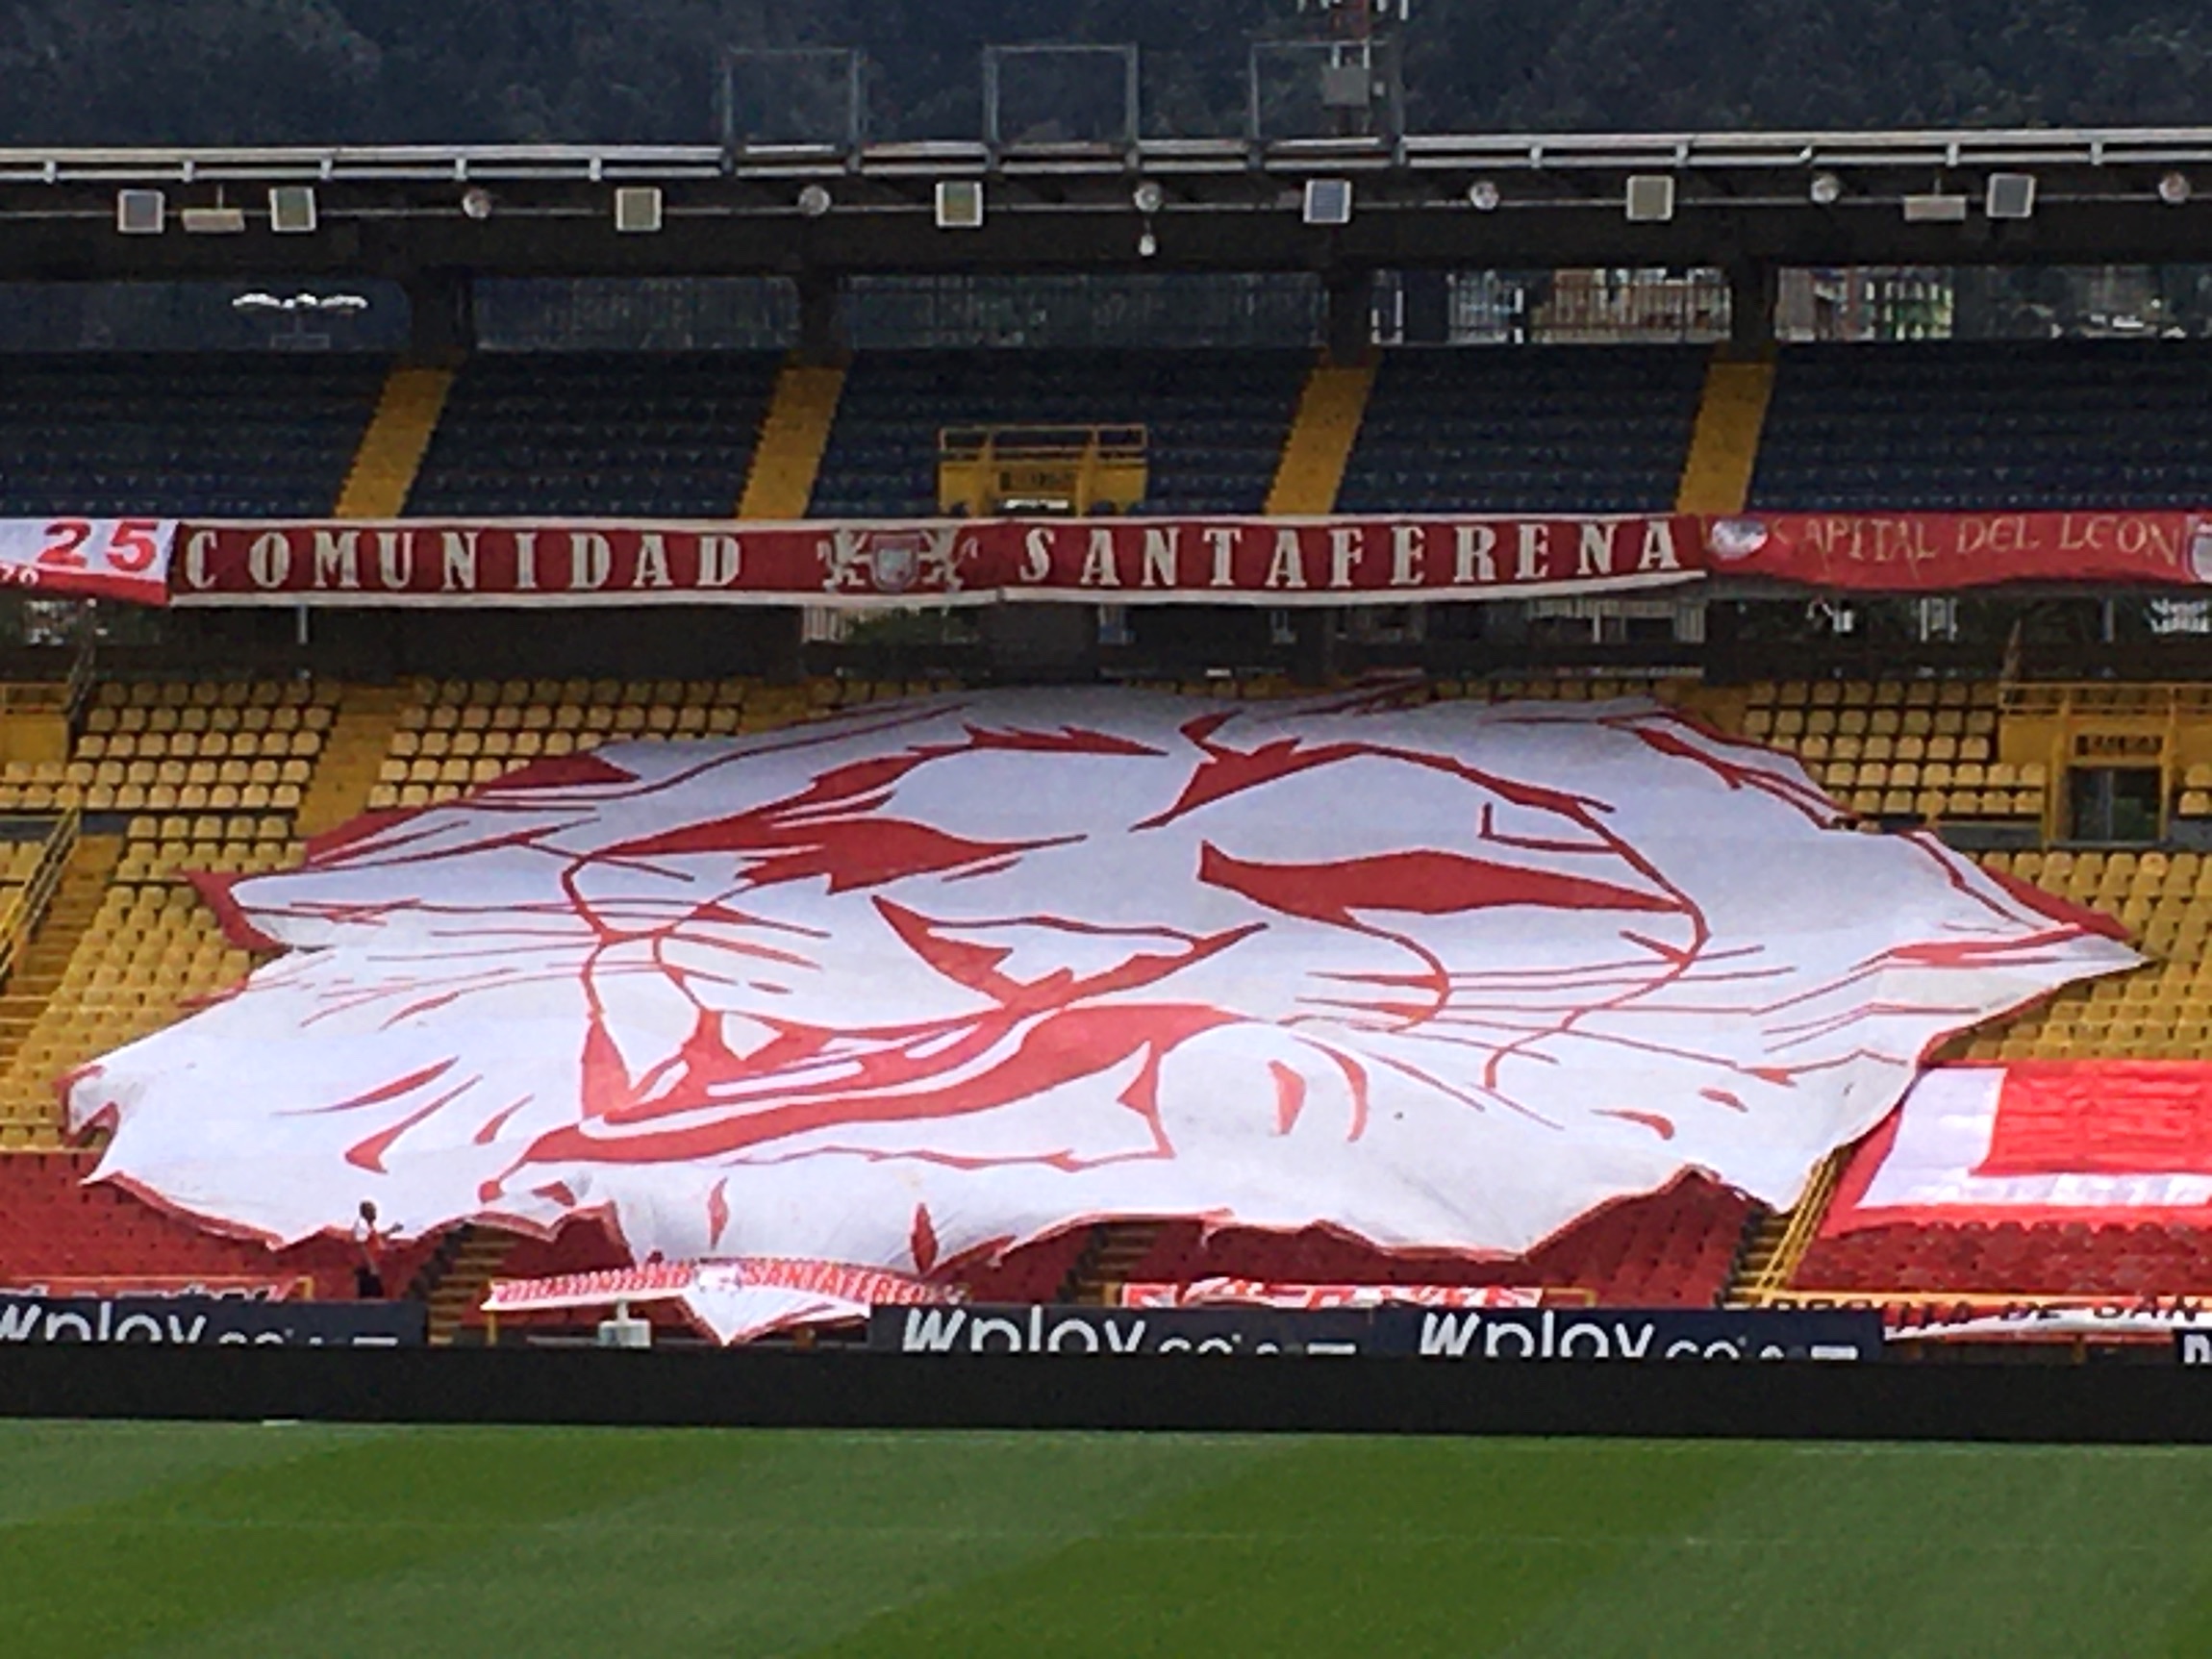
[170,515,1700,607]
[0,517,178,604]
[1705,510,2212,591]
[92,511,2212,607]
[1822,1062,2212,1236]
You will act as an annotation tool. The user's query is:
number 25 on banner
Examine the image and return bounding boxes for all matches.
[0,516,178,603]
[38,519,164,574]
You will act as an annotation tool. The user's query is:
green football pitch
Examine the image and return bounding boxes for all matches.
[3,1420,2212,1656]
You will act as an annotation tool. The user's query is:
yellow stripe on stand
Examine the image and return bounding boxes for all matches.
[1674,350,1777,515]
[1264,358,1376,516]
[335,365,456,518]
[740,363,846,519]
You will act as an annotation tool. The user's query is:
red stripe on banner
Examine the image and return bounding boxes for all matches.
[165,515,1701,606]
[1974,1061,2212,1177]
[1703,510,2212,591]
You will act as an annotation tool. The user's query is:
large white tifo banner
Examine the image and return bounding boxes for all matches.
[0,518,177,604]
[67,691,2134,1342]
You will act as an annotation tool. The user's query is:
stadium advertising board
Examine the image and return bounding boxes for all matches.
[1705,510,2212,590]
[0,517,176,603]
[870,1303,1379,1356]
[166,515,1697,606]
[871,1304,1881,1360]
[1400,1306,1882,1362]
[0,1294,426,1346]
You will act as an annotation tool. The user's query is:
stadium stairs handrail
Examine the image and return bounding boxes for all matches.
[0,806,80,989]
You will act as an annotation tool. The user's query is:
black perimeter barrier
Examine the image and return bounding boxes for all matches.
[3,1345,2212,1443]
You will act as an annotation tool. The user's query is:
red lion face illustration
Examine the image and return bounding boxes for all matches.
[70,690,2132,1340]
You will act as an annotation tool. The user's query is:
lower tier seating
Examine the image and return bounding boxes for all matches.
[1794,1220,2212,1298]
[0,1152,432,1297]
[1119,1178,1753,1307]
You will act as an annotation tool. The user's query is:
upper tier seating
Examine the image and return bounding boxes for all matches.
[807,348,1309,518]
[1750,340,2212,511]
[0,354,386,516]
[407,352,784,516]
[1336,346,1709,515]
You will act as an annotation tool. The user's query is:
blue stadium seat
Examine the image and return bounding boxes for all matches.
[1336,346,1709,515]
[1750,339,2212,511]
[807,348,1309,518]
[407,352,785,517]
[0,354,388,516]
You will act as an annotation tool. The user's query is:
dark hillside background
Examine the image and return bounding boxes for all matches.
[4,1,2212,144]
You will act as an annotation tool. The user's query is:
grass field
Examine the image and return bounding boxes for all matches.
[2,1422,2211,1656]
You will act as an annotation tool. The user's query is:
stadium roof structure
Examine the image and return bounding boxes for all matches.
[11,127,2212,283]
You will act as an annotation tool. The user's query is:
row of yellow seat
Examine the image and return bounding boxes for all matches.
[0,884,252,1127]
[1746,678,1998,709]
[91,679,338,710]
[79,730,324,761]
[84,703,333,737]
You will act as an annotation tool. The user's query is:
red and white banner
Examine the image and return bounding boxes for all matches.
[0,517,176,604]
[0,1275,307,1300]
[47,510,2212,608]
[64,691,2132,1340]
[1706,511,2212,591]
[1118,1280,1542,1311]
[167,515,1698,607]
[1824,1061,2212,1234]
[485,1257,947,1344]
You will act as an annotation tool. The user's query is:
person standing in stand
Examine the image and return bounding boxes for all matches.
[352,1200,390,1300]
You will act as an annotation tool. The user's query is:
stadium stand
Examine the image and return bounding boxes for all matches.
[1334,346,1709,515]
[1108,1178,1753,1308]
[1793,1217,2212,1299]
[1750,339,2212,511]
[806,348,1309,518]
[1736,677,2039,829]
[405,352,785,516]
[0,1151,432,1297]
[0,354,386,517]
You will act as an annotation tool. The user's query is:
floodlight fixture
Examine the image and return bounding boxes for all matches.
[1467,179,1501,212]
[935,179,985,230]
[114,189,164,235]
[268,186,318,233]
[1624,174,1676,223]
[1302,177,1353,226]
[1902,192,1970,223]
[796,183,834,218]
[1985,172,2037,220]
[1809,171,1844,207]
[1131,180,1165,215]
[231,291,368,315]
[180,205,246,235]
[614,187,664,234]
[459,186,494,221]
[2160,170,2193,207]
